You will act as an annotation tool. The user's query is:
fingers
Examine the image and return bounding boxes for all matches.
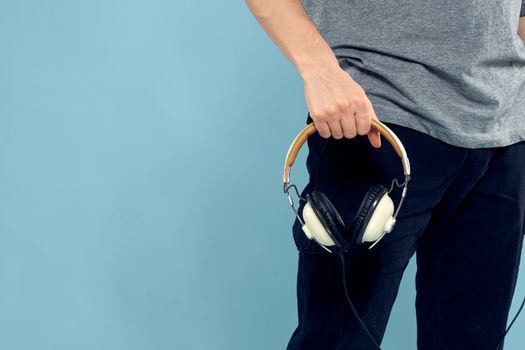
[327,119,344,139]
[315,121,331,139]
[304,71,381,145]
[311,96,372,140]
[313,119,343,139]
[313,100,382,149]
[352,96,372,137]
[340,116,356,139]
[311,105,346,139]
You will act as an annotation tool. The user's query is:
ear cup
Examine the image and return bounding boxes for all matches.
[349,184,391,244]
[310,191,347,244]
[362,193,395,242]
[301,201,336,246]
[306,191,350,250]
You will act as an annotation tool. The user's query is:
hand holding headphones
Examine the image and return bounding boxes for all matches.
[283,119,411,253]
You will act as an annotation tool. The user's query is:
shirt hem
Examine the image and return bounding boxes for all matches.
[372,103,525,149]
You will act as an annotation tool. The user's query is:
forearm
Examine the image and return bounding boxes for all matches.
[244,0,341,81]
[519,16,525,44]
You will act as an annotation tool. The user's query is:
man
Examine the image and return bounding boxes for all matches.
[245,1,525,349]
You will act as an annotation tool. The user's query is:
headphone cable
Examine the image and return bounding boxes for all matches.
[338,252,382,350]
[338,252,524,350]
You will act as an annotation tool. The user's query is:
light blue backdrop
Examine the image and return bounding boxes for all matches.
[0,1,523,349]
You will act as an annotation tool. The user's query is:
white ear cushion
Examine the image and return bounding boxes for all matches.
[302,202,336,246]
[361,193,395,242]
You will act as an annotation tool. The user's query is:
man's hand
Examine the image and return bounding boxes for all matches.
[245,0,381,148]
[303,63,382,148]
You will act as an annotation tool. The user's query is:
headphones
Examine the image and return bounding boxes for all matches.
[282,120,525,349]
[283,119,412,253]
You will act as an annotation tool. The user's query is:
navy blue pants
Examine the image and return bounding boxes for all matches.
[286,115,525,350]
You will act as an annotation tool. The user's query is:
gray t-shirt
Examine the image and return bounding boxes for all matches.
[301,0,525,148]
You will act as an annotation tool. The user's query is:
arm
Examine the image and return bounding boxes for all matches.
[244,0,381,147]
[519,18,525,44]
[518,0,525,45]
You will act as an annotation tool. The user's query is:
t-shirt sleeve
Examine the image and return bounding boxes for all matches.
[522,1,525,16]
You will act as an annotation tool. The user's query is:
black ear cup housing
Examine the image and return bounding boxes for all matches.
[349,184,389,245]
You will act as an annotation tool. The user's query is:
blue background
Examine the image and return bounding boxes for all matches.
[0,1,523,349]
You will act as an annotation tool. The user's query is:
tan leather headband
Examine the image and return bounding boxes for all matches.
[283,119,411,187]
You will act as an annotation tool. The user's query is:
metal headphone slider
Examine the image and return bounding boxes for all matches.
[284,182,307,227]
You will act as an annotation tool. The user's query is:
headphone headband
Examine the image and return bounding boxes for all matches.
[283,119,411,189]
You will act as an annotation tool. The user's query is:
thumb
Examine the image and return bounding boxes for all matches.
[366,99,382,148]
[368,128,381,148]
